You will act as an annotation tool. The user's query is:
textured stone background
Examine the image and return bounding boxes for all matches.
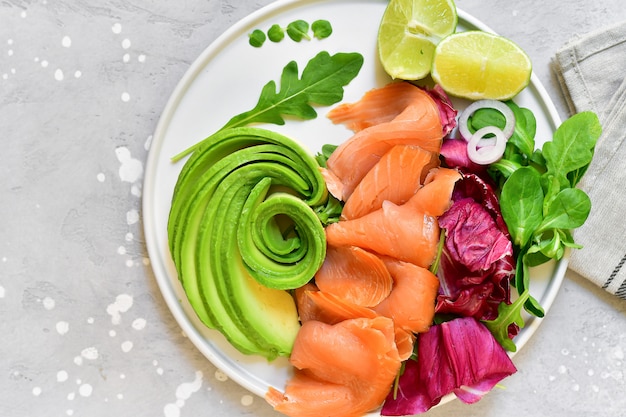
[1,1,625,416]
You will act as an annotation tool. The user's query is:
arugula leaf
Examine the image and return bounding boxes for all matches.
[221,51,363,130]
[484,288,528,352]
[171,51,363,162]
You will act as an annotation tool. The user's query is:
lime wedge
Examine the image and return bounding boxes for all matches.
[377,0,457,80]
[431,30,532,100]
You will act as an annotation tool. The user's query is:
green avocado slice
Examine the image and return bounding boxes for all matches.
[167,127,329,360]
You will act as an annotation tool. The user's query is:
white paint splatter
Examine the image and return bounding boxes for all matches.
[81,347,99,360]
[572,383,580,392]
[41,60,48,68]
[121,39,131,49]
[164,371,204,417]
[132,318,146,330]
[214,369,228,382]
[67,392,75,400]
[57,370,69,382]
[123,53,130,63]
[126,209,139,225]
[112,23,122,34]
[54,68,64,81]
[125,259,134,268]
[117,393,124,400]
[558,365,567,374]
[43,296,55,310]
[117,246,126,255]
[106,293,133,325]
[0,286,5,298]
[614,346,624,360]
[7,49,13,56]
[97,173,105,182]
[74,70,82,78]
[66,410,74,416]
[121,92,130,102]
[62,36,71,48]
[125,233,133,242]
[241,394,253,406]
[79,383,93,397]
[157,367,164,375]
[87,317,94,324]
[121,341,133,353]
[32,387,42,396]
[138,54,146,63]
[56,321,69,335]
[144,135,153,151]
[73,356,83,366]
[115,147,142,183]
[109,329,116,337]
[131,184,141,197]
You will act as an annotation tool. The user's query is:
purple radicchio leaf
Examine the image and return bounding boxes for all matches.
[423,85,458,136]
[435,173,516,325]
[381,317,517,416]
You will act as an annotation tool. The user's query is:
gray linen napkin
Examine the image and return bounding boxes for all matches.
[553,20,626,300]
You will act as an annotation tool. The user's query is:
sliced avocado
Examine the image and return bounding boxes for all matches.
[168,127,329,360]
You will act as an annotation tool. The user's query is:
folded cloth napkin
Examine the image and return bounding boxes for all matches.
[553,20,626,300]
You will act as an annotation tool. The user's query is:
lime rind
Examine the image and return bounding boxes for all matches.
[378,0,458,80]
[431,30,532,100]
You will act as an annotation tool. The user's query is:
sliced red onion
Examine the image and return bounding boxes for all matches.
[458,100,516,142]
[467,126,507,165]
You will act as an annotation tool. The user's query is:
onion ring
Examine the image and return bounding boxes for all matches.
[467,126,507,165]
[458,99,516,142]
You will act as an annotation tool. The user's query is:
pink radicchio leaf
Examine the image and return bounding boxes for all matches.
[435,173,517,334]
[381,317,517,416]
[440,138,487,174]
[439,198,512,273]
[423,84,458,136]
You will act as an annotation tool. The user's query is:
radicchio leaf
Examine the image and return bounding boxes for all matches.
[424,85,458,136]
[381,317,517,415]
[435,173,516,328]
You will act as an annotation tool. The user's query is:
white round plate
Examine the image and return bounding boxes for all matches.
[143,0,565,411]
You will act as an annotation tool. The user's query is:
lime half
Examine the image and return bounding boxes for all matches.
[377,0,457,80]
[431,30,532,100]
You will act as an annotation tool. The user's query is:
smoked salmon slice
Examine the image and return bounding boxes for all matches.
[325,83,444,201]
[266,316,402,417]
[408,167,463,216]
[315,245,393,307]
[325,167,460,268]
[297,288,378,325]
[325,199,440,268]
[341,144,439,220]
[374,258,440,334]
[327,81,438,132]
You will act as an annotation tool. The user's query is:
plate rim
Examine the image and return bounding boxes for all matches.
[142,0,566,404]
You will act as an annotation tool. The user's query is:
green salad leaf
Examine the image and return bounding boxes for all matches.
[287,19,310,42]
[481,110,601,350]
[172,51,363,162]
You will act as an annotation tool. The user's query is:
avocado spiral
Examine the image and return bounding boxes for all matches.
[167,127,328,359]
